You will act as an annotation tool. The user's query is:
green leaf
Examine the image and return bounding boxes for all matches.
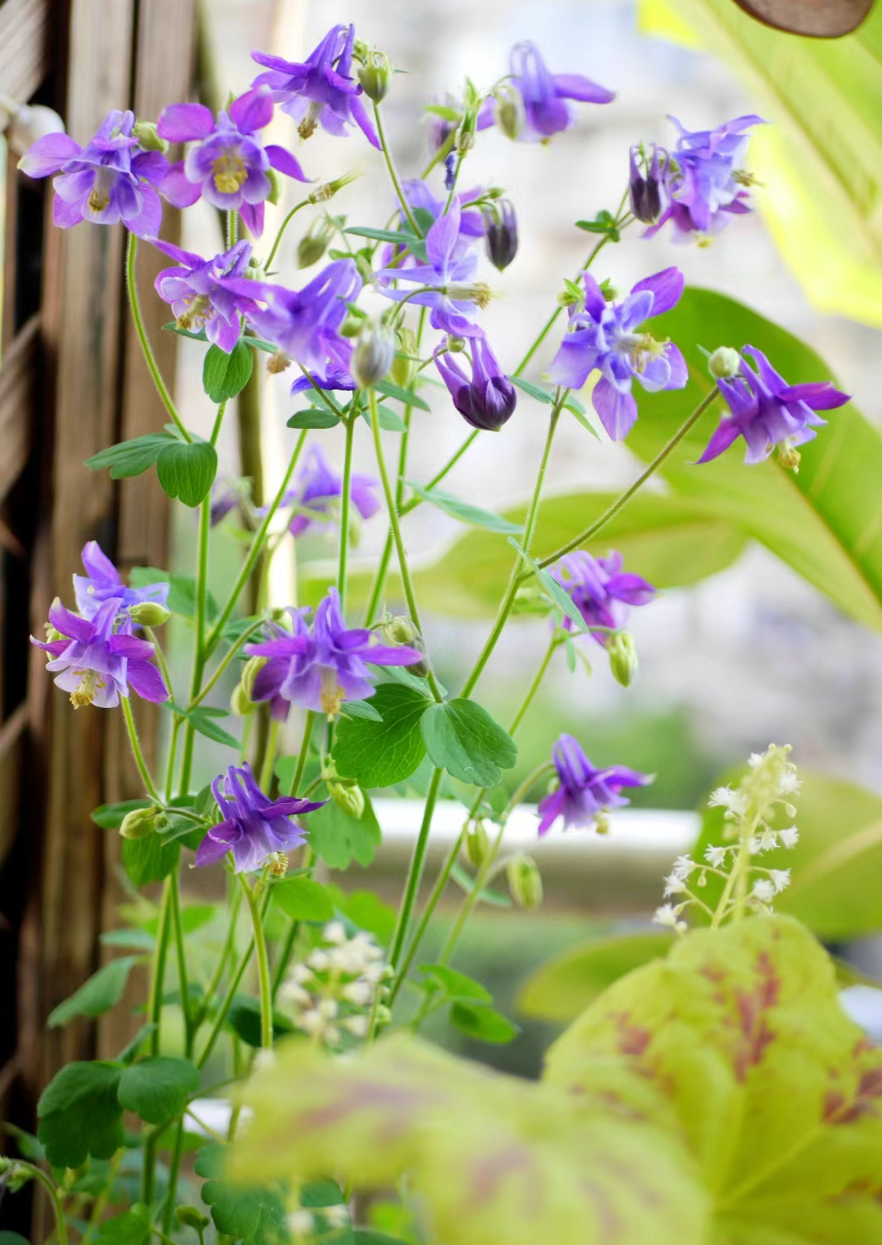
[157,440,218,508]
[334,683,429,789]
[272,877,335,922]
[85,432,176,479]
[130,567,219,622]
[165,323,277,354]
[203,339,254,402]
[449,861,512,907]
[122,835,180,887]
[307,794,382,870]
[37,1062,124,1168]
[693,768,882,938]
[518,932,674,1022]
[375,378,431,411]
[0,1234,33,1245]
[339,699,383,723]
[117,1056,199,1125]
[229,1036,702,1245]
[187,706,239,749]
[546,916,882,1243]
[404,480,524,535]
[287,409,340,429]
[450,1001,520,1045]
[91,798,151,829]
[420,699,517,786]
[225,998,295,1048]
[630,287,882,633]
[93,1204,151,1245]
[334,890,397,943]
[48,955,143,1028]
[419,964,492,1002]
[509,375,555,404]
[362,403,408,432]
[345,225,419,245]
[195,1143,291,1245]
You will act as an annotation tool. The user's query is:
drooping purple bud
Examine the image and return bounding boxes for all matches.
[434,338,517,432]
[482,199,518,271]
[629,144,664,225]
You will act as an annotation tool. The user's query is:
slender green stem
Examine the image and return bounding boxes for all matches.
[258,720,280,792]
[121,697,160,803]
[204,432,308,660]
[368,389,443,702]
[386,765,444,986]
[535,389,721,570]
[144,627,173,701]
[142,877,173,1206]
[338,416,356,611]
[226,209,238,249]
[169,870,193,1056]
[287,710,316,796]
[194,877,243,1029]
[196,934,255,1069]
[374,102,422,237]
[264,198,310,270]
[272,847,313,996]
[14,1163,69,1245]
[189,618,266,710]
[165,717,182,803]
[363,535,394,627]
[161,1119,186,1235]
[125,233,191,442]
[81,1150,123,1245]
[460,400,562,699]
[179,492,212,795]
[240,874,273,1049]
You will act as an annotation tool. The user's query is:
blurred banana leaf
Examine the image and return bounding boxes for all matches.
[639,0,882,326]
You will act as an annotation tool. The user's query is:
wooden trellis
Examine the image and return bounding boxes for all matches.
[0,0,195,1225]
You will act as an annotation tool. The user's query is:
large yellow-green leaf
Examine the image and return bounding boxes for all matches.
[230,1035,705,1245]
[518,931,674,1022]
[691,768,882,938]
[618,288,882,633]
[300,491,747,618]
[639,0,882,326]
[546,916,882,1244]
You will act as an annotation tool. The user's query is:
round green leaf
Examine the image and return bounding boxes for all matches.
[420,699,517,787]
[333,684,429,789]
[117,1055,199,1125]
[37,1061,124,1168]
[48,955,143,1028]
[272,876,336,922]
[157,440,218,508]
[203,339,253,402]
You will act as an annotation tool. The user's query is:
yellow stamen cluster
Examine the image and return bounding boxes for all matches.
[176,295,212,332]
[211,153,248,194]
[319,670,346,719]
[298,103,322,141]
[70,669,102,709]
[624,332,669,374]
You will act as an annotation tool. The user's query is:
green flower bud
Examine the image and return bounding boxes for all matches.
[266,167,283,206]
[230,680,255,717]
[447,335,467,353]
[308,168,362,205]
[391,327,418,389]
[358,50,393,104]
[462,819,491,869]
[132,120,168,154]
[708,346,741,379]
[176,1206,211,1232]
[241,655,267,700]
[297,218,335,269]
[607,631,638,688]
[128,601,171,627]
[329,780,365,821]
[352,320,394,389]
[380,615,429,678]
[120,806,160,840]
[457,108,477,152]
[507,854,543,909]
[513,585,554,617]
[494,86,524,142]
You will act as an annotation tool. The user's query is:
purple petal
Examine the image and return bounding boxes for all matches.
[230,86,274,134]
[349,94,382,149]
[548,333,594,390]
[581,272,607,321]
[425,201,461,273]
[126,660,169,703]
[195,824,240,867]
[127,184,163,239]
[265,144,308,182]
[631,267,684,317]
[592,378,638,441]
[53,193,86,228]
[80,540,119,585]
[48,600,94,642]
[131,150,170,184]
[158,102,216,143]
[696,418,742,464]
[537,788,565,836]
[108,634,155,660]
[365,643,425,668]
[778,381,850,411]
[553,73,615,104]
[18,132,81,177]
[597,764,653,790]
[662,343,688,390]
[150,238,203,268]
[160,162,202,208]
[240,200,265,238]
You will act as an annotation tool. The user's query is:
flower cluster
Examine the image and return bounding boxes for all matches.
[538,734,651,836]
[278,920,391,1044]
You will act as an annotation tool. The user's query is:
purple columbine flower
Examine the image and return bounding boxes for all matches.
[195,763,325,872]
[244,587,423,718]
[251,24,380,148]
[698,345,850,469]
[434,338,517,431]
[548,267,688,441]
[246,258,362,376]
[272,444,380,538]
[378,179,484,273]
[18,109,168,237]
[537,735,651,835]
[152,238,260,353]
[157,86,307,238]
[31,598,169,709]
[645,115,764,241]
[73,541,169,621]
[550,551,655,646]
[378,200,488,338]
[508,42,614,142]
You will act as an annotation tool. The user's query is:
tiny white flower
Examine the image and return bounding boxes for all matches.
[361,962,388,986]
[342,1013,369,1037]
[663,875,687,896]
[308,949,330,972]
[317,997,338,1020]
[751,879,775,903]
[323,920,347,945]
[653,903,687,934]
[290,962,313,984]
[709,786,746,814]
[779,826,799,848]
[322,1204,350,1229]
[279,981,310,1007]
[704,846,727,867]
[769,868,791,893]
[759,829,778,851]
[341,981,373,1006]
[287,1209,314,1236]
[296,1008,325,1036]
[671,854,697,880]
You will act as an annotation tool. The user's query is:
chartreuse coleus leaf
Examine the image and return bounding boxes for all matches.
[228,1035,703,1245]
[546,916,882,1244]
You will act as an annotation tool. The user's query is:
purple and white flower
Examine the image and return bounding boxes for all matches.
[244,587,423,718]
[195,762,325,872]
[550,551,655,645]
[272,444,380,538]
[31,597,169,709]
[18,109,168,236]
[152,238,259,353]
[251,24,380,148]
[507,42,614,142]
[699,345,849,468]
[434,338,517,431]
[537,734,651,835]
[73,541,169,622]
[548,267,688,441]
[246,258,362,377]
[157,86,307,238]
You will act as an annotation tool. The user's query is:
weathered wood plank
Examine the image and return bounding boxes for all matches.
[0,315,38,500]
[0,702,28,872]
[0,0,53,102]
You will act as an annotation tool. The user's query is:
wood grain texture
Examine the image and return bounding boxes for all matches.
[0,0,53,102]
[0,316,38,501]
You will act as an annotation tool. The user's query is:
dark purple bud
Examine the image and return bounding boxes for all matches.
[629,144,664,225]
[444,153,456,192]
[434,338,518,432]
[482,199,518,272]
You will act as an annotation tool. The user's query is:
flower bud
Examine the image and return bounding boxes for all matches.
[494,86,524,142]
[329,780,365,820]
[128,601,171,627]
[482,199,518,272]
[513,585,554,617]
[266,167,283,206]
[297,218,334,269]
[176,1207,211,1232]
[230,680,254,716]
[462,819,491,869]
[608,631,638,688]
[308,169,361,205]
[352,321,395,389]
[241,654,267,700]
[7,104,65,158]
[457,109,477,153]
[380,615,430,678]
[507,854,543,909]
[120,806,160,840]
[391,327,418,389]
[447,335,467,353]
[132,119,168,154]
[628,144,664,225]
[708,346,742,379]
[358,49,393,103]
